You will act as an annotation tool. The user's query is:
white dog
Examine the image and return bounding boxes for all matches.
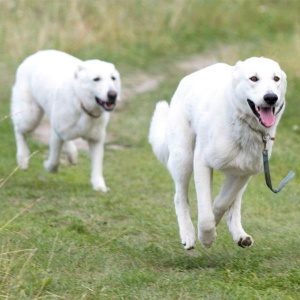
[149,57,287,249]
[11,50,121,192]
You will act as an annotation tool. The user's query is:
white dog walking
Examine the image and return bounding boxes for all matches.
[11,50,121,192]
[149,57,287,249]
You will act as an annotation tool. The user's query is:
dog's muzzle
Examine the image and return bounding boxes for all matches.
[247,94,281,128]
[263,93,278,106]
[95,91,118,112]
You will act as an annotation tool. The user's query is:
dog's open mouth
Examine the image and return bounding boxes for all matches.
[247,99,276,128]
[95,97,116,112]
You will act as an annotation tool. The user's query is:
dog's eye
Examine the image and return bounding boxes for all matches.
[93,77,101,82]
[274,76,280,82]
[111,76,116,81]
[249,76,259,82]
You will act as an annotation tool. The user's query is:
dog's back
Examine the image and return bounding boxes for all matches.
[13,50,81,112]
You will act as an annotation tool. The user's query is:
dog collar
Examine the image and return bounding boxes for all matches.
[80,102,101,118]
[238,116,268,138]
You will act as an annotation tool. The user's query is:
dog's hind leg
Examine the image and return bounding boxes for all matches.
[193,149,216,248]
[169,151,195,250]
[64,141,78,165]
[14,130,31,170]
[213,175,250,225]
[212,174,253,248]
[167,115,195,249]
[11,84,43,169]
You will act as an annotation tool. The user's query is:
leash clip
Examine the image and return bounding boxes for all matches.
[262,134,275,151]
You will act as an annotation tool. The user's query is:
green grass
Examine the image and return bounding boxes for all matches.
[1,0,300,299]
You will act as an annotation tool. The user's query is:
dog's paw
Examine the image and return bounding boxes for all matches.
[92,184,110,193]
[44,160,59,173]
[178,220,196,250]
[180,229,196,250]
[198,228,216,248]
[198,219,216,248]
[17,153,30,170]
[91,177,110,192]
[18,159,29,170]
[236,235,254,248]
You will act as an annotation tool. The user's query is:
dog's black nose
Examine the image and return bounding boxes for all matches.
[107,90,117,102]
[264,93,278,105]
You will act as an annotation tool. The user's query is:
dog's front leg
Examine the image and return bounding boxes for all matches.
[88,139,109,192]
[193,147,216,248]
[44,129,63,173]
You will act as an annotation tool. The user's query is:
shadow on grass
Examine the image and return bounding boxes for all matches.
[139,240,266,272]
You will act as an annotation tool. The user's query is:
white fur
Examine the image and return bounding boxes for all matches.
[149,57,287,249]
[11,50,121,192]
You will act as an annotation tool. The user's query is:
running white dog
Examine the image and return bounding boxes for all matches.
[11,50,121,192]
[149,57,287,249]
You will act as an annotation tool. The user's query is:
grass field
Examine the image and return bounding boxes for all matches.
[0,1,300,299]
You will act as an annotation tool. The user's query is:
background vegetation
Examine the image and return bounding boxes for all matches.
[0,0,299,299]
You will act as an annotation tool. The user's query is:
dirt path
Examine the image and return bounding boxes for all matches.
[33,50,223,151]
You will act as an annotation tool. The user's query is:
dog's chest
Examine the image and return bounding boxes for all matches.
[205,136,264,175]
[54,113,108,141]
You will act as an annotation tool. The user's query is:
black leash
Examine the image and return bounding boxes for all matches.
[262,134,295,193]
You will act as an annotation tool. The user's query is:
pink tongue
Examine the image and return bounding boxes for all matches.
[260,107,275,127]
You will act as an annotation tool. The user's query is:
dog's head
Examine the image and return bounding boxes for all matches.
[74,60,121,112]
[232,57,287,128]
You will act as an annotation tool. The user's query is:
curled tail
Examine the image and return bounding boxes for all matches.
[148,100,169,166]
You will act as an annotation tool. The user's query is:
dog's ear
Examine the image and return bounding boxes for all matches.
[74,64,85,80]
[112,66,122,102]
[280,69,287,96]
[235,60,243,68]
[281,69,287,82]
[232,60,243,80]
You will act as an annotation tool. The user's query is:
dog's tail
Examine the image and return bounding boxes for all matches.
[148,100,169,166]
